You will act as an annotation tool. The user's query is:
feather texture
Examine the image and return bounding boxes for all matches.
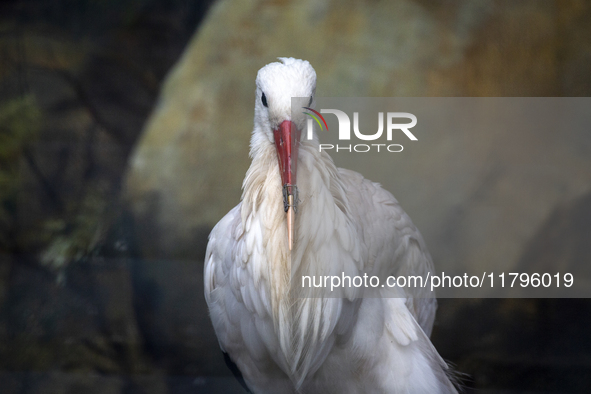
[204,58,457,393]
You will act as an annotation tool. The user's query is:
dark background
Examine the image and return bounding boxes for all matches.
[1,0,590,393]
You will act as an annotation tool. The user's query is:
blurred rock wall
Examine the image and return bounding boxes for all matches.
[126,0,591,262]
[123,1,591,392]
[1,0,591,393]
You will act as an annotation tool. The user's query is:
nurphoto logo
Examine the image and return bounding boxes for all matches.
[303,106,418,153]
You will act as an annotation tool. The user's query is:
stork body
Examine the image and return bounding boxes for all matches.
[204,58,457,393]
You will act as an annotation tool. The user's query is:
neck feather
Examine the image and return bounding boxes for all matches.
[240,131,357,385]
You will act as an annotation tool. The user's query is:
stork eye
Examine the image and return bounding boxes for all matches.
[261,93,268,107]
[308,96,313,106]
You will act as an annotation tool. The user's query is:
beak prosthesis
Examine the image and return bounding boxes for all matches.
[273,120,300,250]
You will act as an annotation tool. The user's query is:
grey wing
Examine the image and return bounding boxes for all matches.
[205,204,271,355]
[337,168,437,336]
[204,204,243,352]
[204,204,292,391]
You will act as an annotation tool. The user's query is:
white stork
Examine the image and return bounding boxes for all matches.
[204,57,457,393]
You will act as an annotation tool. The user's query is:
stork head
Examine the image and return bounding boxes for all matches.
[254,57,317,249]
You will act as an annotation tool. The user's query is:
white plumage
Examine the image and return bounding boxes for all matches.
[204,58,457,393]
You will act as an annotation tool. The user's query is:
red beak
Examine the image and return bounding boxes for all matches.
[273,120,300,188]
[273,120,301,250]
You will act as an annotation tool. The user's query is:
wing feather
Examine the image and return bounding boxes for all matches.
[336,167,437,336]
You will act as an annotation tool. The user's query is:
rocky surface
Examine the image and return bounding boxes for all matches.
[123,1,591,393]
[1,0,591,393]
[125,0,591,262]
